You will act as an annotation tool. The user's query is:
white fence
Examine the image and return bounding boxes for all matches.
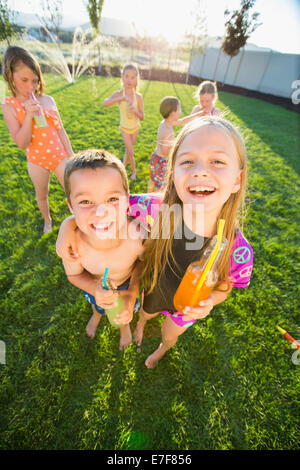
[190,45,300,99]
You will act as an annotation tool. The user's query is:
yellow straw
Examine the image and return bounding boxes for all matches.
[217,218,225,242]
[190,219,225,305]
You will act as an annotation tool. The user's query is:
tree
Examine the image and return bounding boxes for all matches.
[0,0,15,45]
[184,0,208,84]
[37,0,63,41]
[221,0,261,84]
[84,0,105,73]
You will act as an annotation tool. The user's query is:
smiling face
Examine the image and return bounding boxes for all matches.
[68,166,129,241]
[12,63,39,100]
[173,124,242,221]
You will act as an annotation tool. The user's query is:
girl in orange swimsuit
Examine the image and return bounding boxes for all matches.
[2,46,74,234]
[103,63,144,181]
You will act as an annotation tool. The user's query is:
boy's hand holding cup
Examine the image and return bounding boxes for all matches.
[94,282,118,309]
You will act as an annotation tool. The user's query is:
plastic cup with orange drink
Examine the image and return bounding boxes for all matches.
[173,219,227,314]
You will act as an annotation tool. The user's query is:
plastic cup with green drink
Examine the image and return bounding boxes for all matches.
[31,92,48,128]
[102,268,124,328]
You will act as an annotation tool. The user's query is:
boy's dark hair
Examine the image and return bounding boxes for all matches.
[159,96,180,119]
[64,149,129,203]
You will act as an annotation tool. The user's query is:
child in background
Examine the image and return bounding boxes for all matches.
[134,116,253,368]
[103,63,144,181]
[148,96,204,192]
[192,80,221,117]
[2,46,73,234]
[57,149,145,350]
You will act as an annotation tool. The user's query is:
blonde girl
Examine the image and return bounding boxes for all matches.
[192,80,221,116]
[134,116,253,368]
[103,63,144,181]
[2,46,73,234]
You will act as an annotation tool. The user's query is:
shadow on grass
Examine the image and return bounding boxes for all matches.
[171,82,195,116]
[141,80,152,100]
[220,91,300,176]
[49,82,75,96]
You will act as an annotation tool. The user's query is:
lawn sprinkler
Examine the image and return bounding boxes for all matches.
[276,325,300,350]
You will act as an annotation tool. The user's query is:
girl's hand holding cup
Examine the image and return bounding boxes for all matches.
[182,294,214,320]
[23,98,41,117]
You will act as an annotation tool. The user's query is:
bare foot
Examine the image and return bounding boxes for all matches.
[134,318,146,347]
[145,343,166,369]
[119,324,132,350]
[130,172,137,181]
[43,221,52,234]
[86,313,101,339]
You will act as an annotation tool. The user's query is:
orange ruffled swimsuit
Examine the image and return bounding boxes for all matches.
[4,96,68,170]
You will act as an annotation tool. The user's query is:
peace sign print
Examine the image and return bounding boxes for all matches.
[233,246,251,264]
[137,196,150,210]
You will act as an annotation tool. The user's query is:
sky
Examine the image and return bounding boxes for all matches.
[7,0,300,54]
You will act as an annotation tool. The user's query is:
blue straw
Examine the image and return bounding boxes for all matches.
[102,268,109,289]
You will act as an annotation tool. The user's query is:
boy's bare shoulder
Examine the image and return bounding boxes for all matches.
[157,120,173,139]
[158,119,171,132]
[61,240,85,275]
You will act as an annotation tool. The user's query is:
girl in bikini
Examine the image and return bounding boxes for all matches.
[103,63,144,181]
[191,80,221,117]
[2,46,74,234]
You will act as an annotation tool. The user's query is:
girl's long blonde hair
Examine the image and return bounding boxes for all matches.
[142,116,248,294]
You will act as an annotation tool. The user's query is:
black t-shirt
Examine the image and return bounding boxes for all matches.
[143,223,209,314]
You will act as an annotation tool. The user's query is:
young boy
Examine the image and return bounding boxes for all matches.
[57,149,145,350]
[148,96,204,192]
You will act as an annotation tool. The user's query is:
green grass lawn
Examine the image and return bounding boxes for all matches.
[0,74,299,450]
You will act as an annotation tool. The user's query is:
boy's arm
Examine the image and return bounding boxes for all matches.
[62,258,118,308]
[56,216,79,261]
[172,109,205,127]
[62,258,98,296]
